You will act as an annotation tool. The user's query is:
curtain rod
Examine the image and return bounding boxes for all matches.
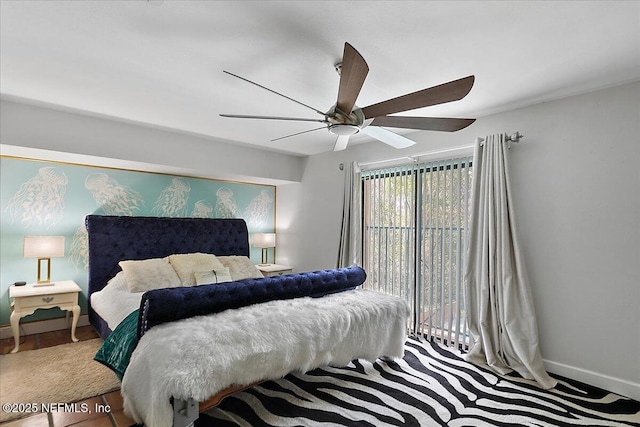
[357,144,475,168]
[477,131,524,146]
[357,132,524,169]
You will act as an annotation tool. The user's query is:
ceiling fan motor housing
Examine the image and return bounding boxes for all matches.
[327,104,364,124]
[327,105,365,136]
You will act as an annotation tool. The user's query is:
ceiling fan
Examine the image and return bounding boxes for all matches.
[220,42,475,151]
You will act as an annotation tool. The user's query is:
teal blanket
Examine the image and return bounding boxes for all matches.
[94,310,139,380]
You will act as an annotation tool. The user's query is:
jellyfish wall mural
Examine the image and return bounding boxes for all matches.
[69,217,89,273]
[5,166,68,228]
[215,187,238,218]
[192,200,214,218]
[85,173,145,215]
[245,190,274,227]
[0,156,275,326]
[152,178,191,217]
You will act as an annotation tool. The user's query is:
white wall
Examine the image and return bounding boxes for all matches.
[277,81,640,400]
[0,98,305,185]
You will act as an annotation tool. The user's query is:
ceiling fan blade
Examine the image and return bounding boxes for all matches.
[333,135,350,151]
[220,114,327,123]
[223,70,326,116]
[271,126,328,142]
[336,43,369,115]
[361,75,475,119]
[360,126,416,149]
[370,116,475,132]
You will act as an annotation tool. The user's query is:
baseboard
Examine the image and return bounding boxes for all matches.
[0,315,90,340]
[545,359,640,402]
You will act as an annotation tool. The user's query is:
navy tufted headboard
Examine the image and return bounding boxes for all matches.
[86,215,250,337]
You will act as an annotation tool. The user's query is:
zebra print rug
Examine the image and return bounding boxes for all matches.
[202,337,640,426]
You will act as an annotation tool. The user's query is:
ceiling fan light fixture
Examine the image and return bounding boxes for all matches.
[329,124,359,136]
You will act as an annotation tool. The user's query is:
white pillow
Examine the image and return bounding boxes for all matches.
[118,257,181,293]
[193,267,233,285]
[169,253,225,286]
[217,256,264,281]
[105,271,129,291]
[91,271,144,329]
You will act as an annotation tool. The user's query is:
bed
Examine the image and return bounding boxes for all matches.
[86,215,409,427]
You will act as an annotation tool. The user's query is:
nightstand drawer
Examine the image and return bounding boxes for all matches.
[257,264,293,277]
[261,268,293,277]
[17,292,77,309]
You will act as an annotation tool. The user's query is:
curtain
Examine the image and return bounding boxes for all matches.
[337,161,362,268]
[464,134,556,389]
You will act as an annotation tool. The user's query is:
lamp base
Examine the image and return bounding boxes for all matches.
[36,258,52,284]
[33,282,55,287]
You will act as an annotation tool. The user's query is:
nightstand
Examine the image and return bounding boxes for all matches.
[257,264,293,277]
[9,280,81,353]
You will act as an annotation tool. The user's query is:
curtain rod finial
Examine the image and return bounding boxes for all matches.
[506,132,524,143]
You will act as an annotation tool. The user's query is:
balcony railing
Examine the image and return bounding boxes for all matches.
[363,224,470,349]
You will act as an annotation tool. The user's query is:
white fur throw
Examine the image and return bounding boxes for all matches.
[121,289,409,427]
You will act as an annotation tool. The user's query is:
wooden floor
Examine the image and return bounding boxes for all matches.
[1,326,137,427]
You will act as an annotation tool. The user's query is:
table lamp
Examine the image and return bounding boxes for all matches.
[23,236,65,285]
[253,233,276,266]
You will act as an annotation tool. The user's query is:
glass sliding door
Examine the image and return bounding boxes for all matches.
[362,157,472,349]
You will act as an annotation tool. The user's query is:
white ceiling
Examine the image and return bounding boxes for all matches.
[1,1,639,156]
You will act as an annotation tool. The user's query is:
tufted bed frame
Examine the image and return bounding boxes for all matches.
[87,215,253,340]
[86,215,406,427]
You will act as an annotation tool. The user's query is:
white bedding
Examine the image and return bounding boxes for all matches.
[90,272,143,330]
[121,289,409,427]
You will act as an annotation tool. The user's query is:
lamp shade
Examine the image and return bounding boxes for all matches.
[23,236,65,258]
[253,233,276,248]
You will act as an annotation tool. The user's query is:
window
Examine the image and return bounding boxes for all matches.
[362,157,472,348]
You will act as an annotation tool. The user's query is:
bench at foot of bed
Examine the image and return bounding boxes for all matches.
[172,382,260,427]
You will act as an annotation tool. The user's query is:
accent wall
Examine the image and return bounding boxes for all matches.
[0,156,276,325]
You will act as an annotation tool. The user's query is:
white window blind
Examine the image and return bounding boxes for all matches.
[362,156,473,349]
